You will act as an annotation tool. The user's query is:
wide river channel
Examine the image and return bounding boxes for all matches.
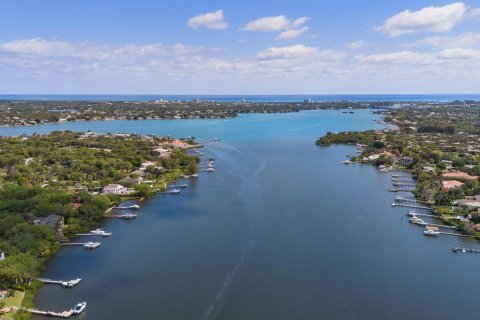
[1,110,480,320]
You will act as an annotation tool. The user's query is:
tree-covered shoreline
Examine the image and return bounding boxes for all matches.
[0,131,199,319]
[317,105,480,237]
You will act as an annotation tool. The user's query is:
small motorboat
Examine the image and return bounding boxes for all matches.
[73,302,87,314]
[83,242,101,249]
[90,229,112,237]
[423,230,439,236]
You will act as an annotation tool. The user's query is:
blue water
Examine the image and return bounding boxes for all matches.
[1,94,479,103]
[2,110,480,320]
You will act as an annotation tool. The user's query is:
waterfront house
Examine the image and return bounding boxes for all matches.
[393,156,414,167]
[442,171,478,181]
[119,176,143,186]
[140,161,156,171]
[442,180,464,190]
[102,184,128,194]
[34,215,65,238]
[456,195,480,210]
[35,214,64,229]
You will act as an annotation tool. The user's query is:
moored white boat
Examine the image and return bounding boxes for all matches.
[90,229,112,237]
[73,302,87,314]
[423,229,439,236]
[83,242,101,249]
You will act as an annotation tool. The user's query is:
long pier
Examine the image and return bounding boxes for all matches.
[20,307,74,318]
[104,214,137,219]
[112,205,139,210]
[422,223,456,230]
[453,246,480,253]
[166,184,187,189]
[392,203,432,210]
[406,212,438,218]
[36,278,82,288]
[438,231,475,238]
[158,189,181,194]
[392,178,415,182]
[389,188,414,192]
[393,182,416,187]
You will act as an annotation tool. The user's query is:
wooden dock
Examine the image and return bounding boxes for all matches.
[393,182,416,187]
[36,278,82,288]
[406,212,438,218]
[59,242,85,246]
[438,232,475,238]
[20,307,74,318]
[392,203,432,210]
[104,213,138,219]
[453,246,480,253]
[389,188,414,192]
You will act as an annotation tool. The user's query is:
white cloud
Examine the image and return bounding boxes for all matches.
[355,51,436,65]
[439,48,480,59]
[468,8,480,19]
[345,41,365,50]
[2,37,479,94]
[355,48,480,65]
[276,27,309,40]
[241,15,309,32]
[409,32,480,48]
[187,9,228,30]
[0,38,167,60]
[377,2,468,37]
[257,45,318,60]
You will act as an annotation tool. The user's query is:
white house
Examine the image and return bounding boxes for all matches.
[102,184,128,194]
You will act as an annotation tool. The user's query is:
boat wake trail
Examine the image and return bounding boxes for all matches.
[201,148,267,320]
[201,236,255,320]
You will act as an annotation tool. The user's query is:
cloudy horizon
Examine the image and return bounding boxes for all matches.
[1,1,479,94]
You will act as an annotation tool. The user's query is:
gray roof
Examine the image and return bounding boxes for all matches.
[37,214,61,228]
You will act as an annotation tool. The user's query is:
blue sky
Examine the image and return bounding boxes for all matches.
[1,0,479,94]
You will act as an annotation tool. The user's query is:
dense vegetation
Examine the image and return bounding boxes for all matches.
[0,131,199,313]
[317,105,480,236]
[0,100,367,127]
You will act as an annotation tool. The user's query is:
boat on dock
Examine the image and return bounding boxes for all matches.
[113,204,140,210]
[191,173,199,178]
[409,217,426,225]
[453,246,480,254]
[73,302,87,315]
[391,203,432,210]
[36,278,82,288]
[206,167,215,172]
[423,229,440,236]
[83,242,101,249]
[90,229,112,237]
[120,213,137,219]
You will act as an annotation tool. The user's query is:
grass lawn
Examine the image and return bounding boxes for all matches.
[0,290,25,320]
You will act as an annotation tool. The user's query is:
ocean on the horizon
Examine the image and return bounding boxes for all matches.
[0,94,479,103]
